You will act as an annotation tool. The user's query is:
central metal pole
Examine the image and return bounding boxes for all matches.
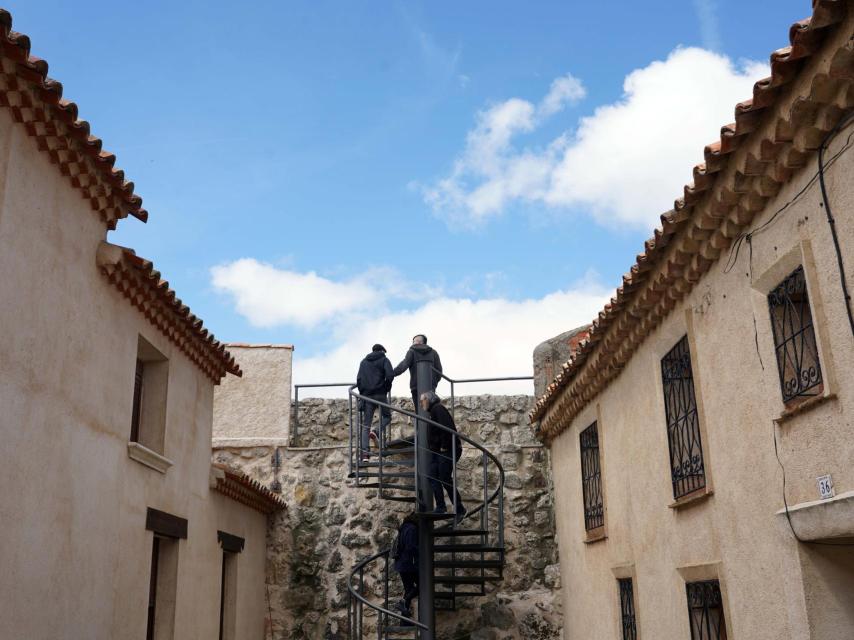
[415,357,435,639]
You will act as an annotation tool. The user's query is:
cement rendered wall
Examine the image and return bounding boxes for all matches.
[0,108,268,639]
[213,343,293,446]
[213,395,564,640]
[546,65,854,640]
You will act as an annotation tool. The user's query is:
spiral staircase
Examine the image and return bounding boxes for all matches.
[345,365,506,640]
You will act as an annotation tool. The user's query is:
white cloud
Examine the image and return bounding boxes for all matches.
[212,260,611,396]
[294,275,610,396]
[423,48,767,230]
[539,73,587,117]
[211,259,380,328]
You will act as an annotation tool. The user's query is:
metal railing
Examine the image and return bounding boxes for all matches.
[348,548,428,639]
[432,369,533,423]
[292,373,533,443]
[292,382,353,443]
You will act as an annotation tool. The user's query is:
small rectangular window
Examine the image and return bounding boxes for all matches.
[768,265,823,404]
[131,336,169,454]
[218,551,237,640]
[686,580,727,640]
[661,336,706,500]
[618,578,637,640]
[579,422,604,531]
[146,535,178,640]
[131,359,144,443]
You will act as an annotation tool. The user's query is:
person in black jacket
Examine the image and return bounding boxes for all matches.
[392,512,419,623]
[356,344,393,459]
[393,334,442,408]
[420,391,466,519]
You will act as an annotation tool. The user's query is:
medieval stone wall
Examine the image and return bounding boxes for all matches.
[213,395,563,640]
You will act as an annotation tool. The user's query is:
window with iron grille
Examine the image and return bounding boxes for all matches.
[660,336,706,500]
[579,422,604,531]
[618,578,637,640]
[768,265,823,404]
[686,580,727,640]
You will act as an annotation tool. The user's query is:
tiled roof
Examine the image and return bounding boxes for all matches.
[211,464,286,515]
[0,9,146,229]
[531,0,854,441]
[97,242,242,383]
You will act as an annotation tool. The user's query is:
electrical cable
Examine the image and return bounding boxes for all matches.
[723,116,854,274]
[772,419,854,547]
[721,111,854,546]
[817,111,854,339]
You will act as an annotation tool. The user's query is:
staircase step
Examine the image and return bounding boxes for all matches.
[355,483,417,491]
[433,560,503,570]
[434,588,484,598]
[434,575,500,585]
[431,528,488,537]
[382,495,416,503]
[347,471,415,479]
[433,544,504,553]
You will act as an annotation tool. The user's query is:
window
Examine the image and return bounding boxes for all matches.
[618,578,637,640]
[145,508,185,640]
[686,580,727,640]
[217,531,243,640]
[146,536,178,640]
[131,359,144,442]
[579,422,604,531]
[131,336,169,454]
[661,336,706,500]
[767,265,823,404]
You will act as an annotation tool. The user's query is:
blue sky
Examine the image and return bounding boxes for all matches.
[10,0,807,391]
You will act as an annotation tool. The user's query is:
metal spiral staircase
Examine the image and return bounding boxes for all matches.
[345,360,509,640]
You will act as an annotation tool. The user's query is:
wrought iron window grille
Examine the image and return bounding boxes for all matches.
[618,578,637,640]
[768,266,823,404]
[579,422,604,531]
[686,580,727,640]
[660,336,706,500]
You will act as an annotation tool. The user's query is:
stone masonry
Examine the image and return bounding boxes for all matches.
[213,395,563,640]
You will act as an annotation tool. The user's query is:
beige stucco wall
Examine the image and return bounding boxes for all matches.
[546,71,854,640]
[0,107,268,639]
[213,344,293,446]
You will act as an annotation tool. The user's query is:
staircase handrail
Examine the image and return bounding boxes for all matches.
[347,547,429,632]
[349,389,505,522]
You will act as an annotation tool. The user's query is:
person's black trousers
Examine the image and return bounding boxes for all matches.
[400,571,418,609]
[428,451,464,513]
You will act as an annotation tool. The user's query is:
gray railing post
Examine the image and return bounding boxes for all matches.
[293,385,299,444]
[415,357,436,640]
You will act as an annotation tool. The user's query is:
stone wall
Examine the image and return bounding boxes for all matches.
[532,326,589,399]
[213,395,563,640]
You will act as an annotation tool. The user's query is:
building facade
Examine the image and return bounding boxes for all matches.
[0,11,283,639]
[532,3,854,639]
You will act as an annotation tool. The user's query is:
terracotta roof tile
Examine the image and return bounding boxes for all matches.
[211,464,286,515]
[97,242,241,383]
[0,9,145,229]
[531,0,853,439]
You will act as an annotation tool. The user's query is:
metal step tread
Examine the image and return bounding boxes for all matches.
[431,528,489,537]
[433,559,504,569]
[355,483,417,491]
[433,544,504,553]
[433,575,501,585]
[382,495,416,503]
[347,471,415,479]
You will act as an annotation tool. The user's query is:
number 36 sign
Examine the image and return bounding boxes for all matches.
[817,474,835,500]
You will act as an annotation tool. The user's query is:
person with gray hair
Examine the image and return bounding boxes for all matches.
[393,334,442,408]
[420,391,466,519]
